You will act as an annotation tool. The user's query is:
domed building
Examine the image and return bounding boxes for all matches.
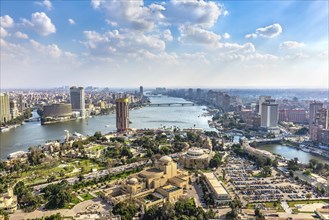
[102,155,190,209]
[181,147,214,169]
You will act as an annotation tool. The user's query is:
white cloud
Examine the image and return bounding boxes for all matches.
[35,0,53,10]
[178,25,221,47]
[245,33,257,39]
[91,0,101,9]
[164,0,222,28]
[0,15,14,28]
[68,18,75,25]
[283,53,308,60]
[246,23,282,39]
[0,27,9,38]
[22,12,56,36]
[222,33,230,39]
[256,23,282,38]
[280,41,305,49]
[223,10,229,16]
[162,29,173,42]
[82,29,166,58]
[90,0,163,31]
[15,31,29,39]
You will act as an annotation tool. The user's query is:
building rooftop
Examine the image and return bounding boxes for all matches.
[203,172,228,196]
[159,155,172,163]
[161,184,180,193]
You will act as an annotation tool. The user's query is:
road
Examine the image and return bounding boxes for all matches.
[33,159,151,192]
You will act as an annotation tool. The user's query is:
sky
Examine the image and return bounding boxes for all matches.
[0,0,328,89]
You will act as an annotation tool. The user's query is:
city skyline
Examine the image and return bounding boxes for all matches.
[1,0,328,89]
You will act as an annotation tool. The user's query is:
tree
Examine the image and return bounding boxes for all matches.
[295,127,308,135]
[306,193,312,201]
[209,152,222,169]
[42,181,73,209]
[260,166,272,177]
[112,202,138,220]
[28,147,44,165]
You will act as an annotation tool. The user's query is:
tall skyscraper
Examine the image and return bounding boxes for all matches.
[10,100,19,119]
[139,86,144,97]
[0,93,11,124]
[309,102,323,125]
[116,98,129,132]
[259,96,271,115]
[70,86,86,117]
[260,99,278,129]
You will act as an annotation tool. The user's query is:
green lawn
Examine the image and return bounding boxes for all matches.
[64,196,81,209]
[81,193,94,201]
[88,145,105,152]
[288,199,329,208]
[247,202,284,212]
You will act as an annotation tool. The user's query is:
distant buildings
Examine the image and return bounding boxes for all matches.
[309,101,329,145]
[279,109,307,123]
[309,102,323,126]
[139,86,144,98]
[260,99,278,130]
[70,86,86,117]
[0,93,11,124]
[116,98,129,132]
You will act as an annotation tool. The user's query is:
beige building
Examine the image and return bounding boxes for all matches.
[202,172,230,205]
[0,188,17,213]
[102,156,190,209]
[116,98,129,132]
[181,147,214,169]
[0,93,11,124]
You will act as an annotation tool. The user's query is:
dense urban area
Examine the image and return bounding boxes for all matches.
[0,87,328,220]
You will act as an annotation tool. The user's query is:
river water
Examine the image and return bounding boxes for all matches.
[0,96,213,159]
[256,144,329,165]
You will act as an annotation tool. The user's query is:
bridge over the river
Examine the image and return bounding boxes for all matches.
[145,103,196,107]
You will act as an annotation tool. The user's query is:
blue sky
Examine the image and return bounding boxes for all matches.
[1,0,328,88]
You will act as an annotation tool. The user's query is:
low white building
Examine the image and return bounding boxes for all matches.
[202,172,230,205]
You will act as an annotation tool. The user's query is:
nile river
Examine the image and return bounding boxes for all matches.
[0,96,213,159]
[257,144,329,165]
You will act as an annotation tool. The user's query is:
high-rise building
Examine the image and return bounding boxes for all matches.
[309,102,323,125]
[259,96,271,115]
[315,108,329,129]
[139,86,144,97]
[0,93,11,124]
[260,99,278,129]
[70,86,86,117]
[116,98,129,132]
[18,94,24,113]
[10,100,19,119]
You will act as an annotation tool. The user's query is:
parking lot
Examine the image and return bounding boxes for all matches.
[222,156,314,204]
